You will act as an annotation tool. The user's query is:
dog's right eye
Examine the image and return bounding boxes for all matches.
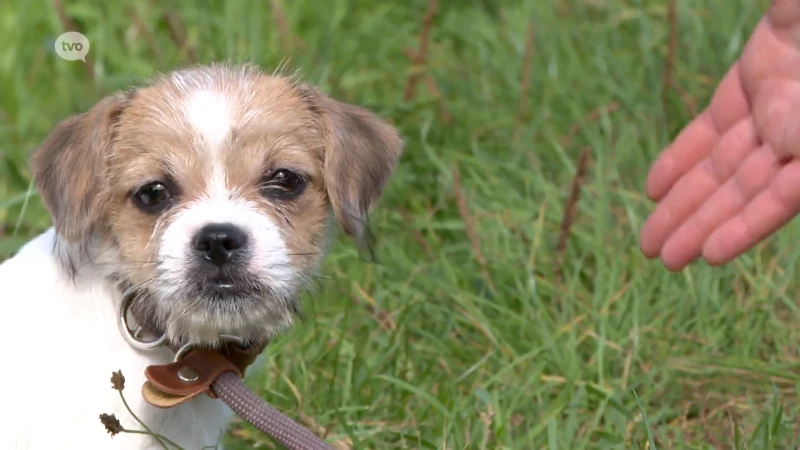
[132,181,174,213]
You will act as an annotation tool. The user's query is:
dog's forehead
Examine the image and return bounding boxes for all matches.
[124,68,309,141]
[112,68,321,191]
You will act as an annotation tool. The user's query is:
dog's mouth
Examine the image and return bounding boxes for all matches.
[191,275,267,301]
[123,268,299,347]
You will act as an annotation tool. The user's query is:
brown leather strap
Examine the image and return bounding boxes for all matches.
[141,337,268,408]
[217,342,266,376]
[142,349,240,408]
[142,341,267,408]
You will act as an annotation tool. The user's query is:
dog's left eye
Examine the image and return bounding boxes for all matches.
[260,169,306,199]
[132,181,174,213]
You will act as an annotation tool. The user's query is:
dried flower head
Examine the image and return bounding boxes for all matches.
[99,413,124,436]
[110,370,125,391]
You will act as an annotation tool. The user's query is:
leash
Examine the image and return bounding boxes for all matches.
[211,372,331,449]
[119,295,333,450]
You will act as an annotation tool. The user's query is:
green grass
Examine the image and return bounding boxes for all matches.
[1,0,797,448]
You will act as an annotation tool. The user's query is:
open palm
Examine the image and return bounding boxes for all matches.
[640,1,800,271]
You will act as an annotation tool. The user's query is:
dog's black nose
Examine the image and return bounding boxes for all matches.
[192,223,248,267]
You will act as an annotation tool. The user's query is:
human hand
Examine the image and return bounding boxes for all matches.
[640,0,800,270]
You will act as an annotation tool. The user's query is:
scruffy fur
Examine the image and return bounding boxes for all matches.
[0,64,402,449]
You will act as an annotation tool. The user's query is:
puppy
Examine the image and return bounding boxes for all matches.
[0,63,402,449]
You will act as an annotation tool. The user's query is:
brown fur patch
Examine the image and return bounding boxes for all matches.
[30,94,129,244]
[298,84,404,240]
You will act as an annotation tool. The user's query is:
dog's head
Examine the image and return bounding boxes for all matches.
[30,64,403,346]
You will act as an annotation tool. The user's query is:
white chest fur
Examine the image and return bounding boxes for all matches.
[0,229,235,449]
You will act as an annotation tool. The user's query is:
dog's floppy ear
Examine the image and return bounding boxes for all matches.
[299,85,404,241]
[30,93,128,244]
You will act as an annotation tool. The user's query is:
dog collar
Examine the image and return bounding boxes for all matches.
[115,292,332,449]
[117,292,268,408]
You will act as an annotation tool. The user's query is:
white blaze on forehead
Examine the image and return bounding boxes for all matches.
[184,90,232,152]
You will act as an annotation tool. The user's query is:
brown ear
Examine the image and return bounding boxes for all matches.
[30,94,127,244]
[301,85,403,240]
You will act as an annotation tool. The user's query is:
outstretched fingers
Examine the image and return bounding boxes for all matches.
[702,157,800,265]
[640,118,759,262]
[645,65,749,202]
[659,140,780,270]
[645,111,718,203]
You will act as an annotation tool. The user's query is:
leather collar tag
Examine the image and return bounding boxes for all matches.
[141,343,267,409]
[142,349,241,408]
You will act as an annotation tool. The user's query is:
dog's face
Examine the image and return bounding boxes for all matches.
[30,64,402,346]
